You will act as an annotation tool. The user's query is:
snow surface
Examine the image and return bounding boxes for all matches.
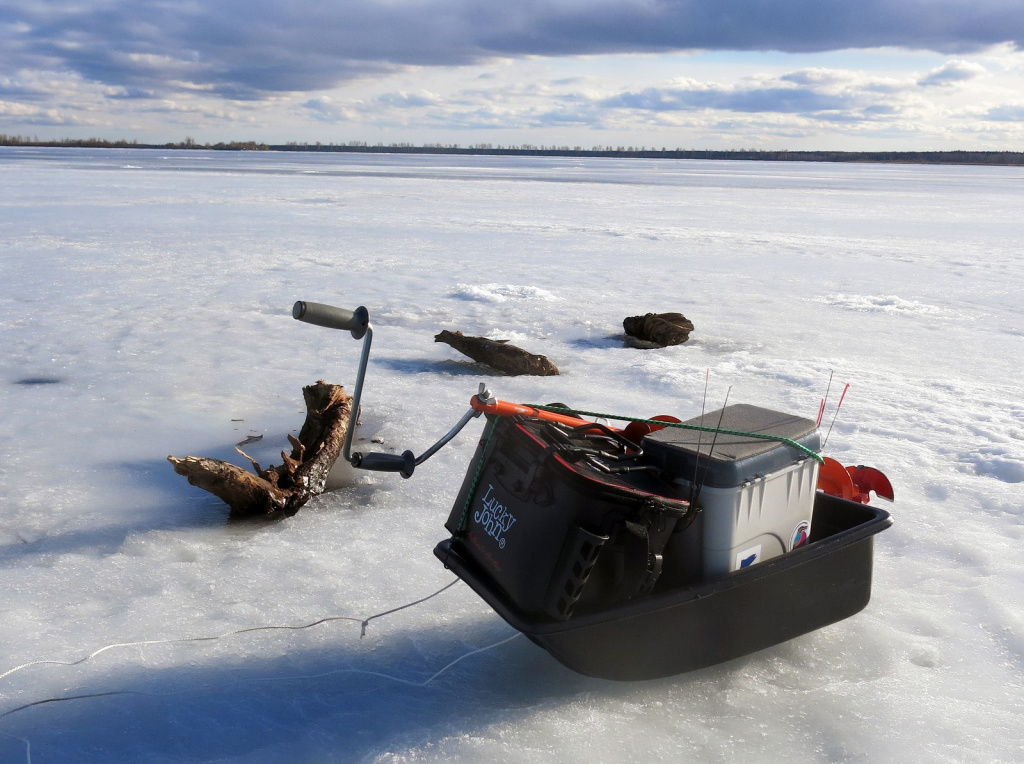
[1,147,1022,763]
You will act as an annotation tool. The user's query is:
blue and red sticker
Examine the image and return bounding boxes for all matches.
[791,520,810,550]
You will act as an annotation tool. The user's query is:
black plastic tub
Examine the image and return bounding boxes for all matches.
[434,492,892,681]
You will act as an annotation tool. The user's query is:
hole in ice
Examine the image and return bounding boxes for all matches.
[374,357,486,376]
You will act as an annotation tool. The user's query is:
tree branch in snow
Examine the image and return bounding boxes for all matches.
[168,381,353,518]
[623,313,694,348]
[435,330,559,376]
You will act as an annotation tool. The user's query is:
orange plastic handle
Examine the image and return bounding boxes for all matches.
[470,397,601,429]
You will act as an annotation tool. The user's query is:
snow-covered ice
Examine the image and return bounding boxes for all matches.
[1,147,1022,762]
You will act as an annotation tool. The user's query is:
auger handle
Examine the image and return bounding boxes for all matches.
[292,301,369,339]
[291,300,479,479]
[352,450,416,479]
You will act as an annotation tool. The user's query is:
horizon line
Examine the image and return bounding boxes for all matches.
[2,136,1023,166]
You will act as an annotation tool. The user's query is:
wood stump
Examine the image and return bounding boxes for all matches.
[623,313,695,348]
[168,381,353,518]
[435,330,559,376]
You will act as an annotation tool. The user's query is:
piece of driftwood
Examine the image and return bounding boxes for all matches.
[622,313,695,348]
[168,381,353,518]
[435,330,559,376]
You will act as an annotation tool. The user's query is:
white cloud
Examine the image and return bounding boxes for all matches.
[780,68,861,88]
[279,51,1023,148]
[918,59,988,86]
[985,103,1024,121]
[2,1,1024,102]
[301,95,356,123]
[377,91,442,108]
[1,6,1022,150]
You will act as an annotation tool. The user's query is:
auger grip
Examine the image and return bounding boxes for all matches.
[292,301,369,339]
[353,450,416,479]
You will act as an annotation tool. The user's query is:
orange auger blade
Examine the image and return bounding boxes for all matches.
[817,457,857,501]
[818,458,894,504]
[621,415,683,445]
[847,465,895,503]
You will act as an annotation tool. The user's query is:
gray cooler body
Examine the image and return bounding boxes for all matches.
[642,404,821,578]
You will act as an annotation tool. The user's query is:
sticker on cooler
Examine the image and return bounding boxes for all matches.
[474,484,517,549]
[791,520,810,550]
[735,544,762,570]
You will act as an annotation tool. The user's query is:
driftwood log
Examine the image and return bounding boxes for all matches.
[168,381,353,518]
[435,330,559,376]
[623,313,695,348]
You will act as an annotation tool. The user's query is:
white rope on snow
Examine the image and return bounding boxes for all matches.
[0,579,460,682]
[0,630,522,722]
[0,577,526,725]
[0,732,31,764]
[0,575,529,764]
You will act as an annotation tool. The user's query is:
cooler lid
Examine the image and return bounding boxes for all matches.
[641,404,821,487]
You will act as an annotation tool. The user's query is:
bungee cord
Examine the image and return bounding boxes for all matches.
[526,403,825,463]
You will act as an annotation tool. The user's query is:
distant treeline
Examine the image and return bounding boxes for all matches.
[3,134,1023,166]
[273,143,1024,166]
[0,135,267,151]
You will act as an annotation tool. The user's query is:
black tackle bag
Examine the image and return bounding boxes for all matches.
[444,415,692,620]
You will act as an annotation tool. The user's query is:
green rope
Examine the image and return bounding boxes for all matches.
[455,416,500,534]
[524,404,824,464]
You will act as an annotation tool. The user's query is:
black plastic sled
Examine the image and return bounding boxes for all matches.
[435,493,892,681]
[291,300,894,681]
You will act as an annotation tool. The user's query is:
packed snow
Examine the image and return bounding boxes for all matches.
[1,147,1022,762]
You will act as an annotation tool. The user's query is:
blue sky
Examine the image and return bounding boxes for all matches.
[1,1,1022,149]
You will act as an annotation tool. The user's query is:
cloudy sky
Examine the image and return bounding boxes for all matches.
[2,1,1023,149]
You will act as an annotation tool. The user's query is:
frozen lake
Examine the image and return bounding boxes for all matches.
[1,147,1022,762]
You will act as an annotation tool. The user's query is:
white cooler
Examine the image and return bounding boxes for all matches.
[641,404,821,579]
